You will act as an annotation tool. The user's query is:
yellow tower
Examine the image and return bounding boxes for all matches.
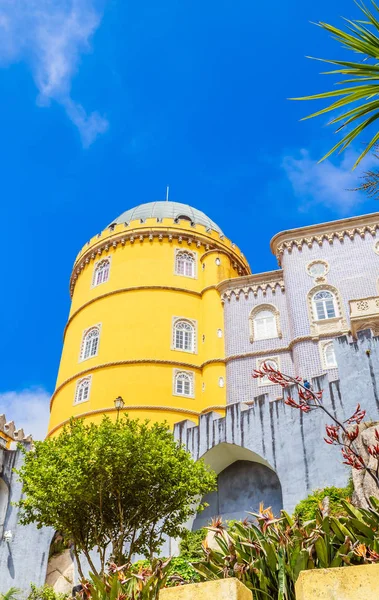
[48,202,250,437]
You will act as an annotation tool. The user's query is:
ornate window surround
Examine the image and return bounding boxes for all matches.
[373,240,379,255]
[307,284,348,340]
[174,249,197,279]
[74,375,92,405]
[256,356,281,387]
[319,340,338,370]
[92,256,111,288]
[306,259,329,282]
[79,324,102,362]
[173,369,195,398]
[249,303,282,343]
[171,317,197,353]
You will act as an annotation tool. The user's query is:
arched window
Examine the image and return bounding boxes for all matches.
[80,326,100,361]
[74,376,92,404]
[322,342,337,369]
[175,251,195,278]
[253,310,278,340]
[174,371,194,397]
[173,320,195,352]
[256,357,280,386]
[92,258,111,287]
[313,290,338,320]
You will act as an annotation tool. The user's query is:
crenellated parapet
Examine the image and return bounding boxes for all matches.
[174,330,379,514]
[0,414,32,449]
[70,218,250,297]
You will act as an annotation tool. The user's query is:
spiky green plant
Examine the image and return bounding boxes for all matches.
[194,500,379,600]
[0,589,20,600]
[293,1,379,169]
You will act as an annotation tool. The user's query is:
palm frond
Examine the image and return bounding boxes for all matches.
[292,0,379,167]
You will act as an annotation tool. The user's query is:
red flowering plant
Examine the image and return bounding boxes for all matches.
[252,363,379,489]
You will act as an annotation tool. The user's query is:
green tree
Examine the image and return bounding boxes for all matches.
[293,1,379,171]
[16,416,216,577]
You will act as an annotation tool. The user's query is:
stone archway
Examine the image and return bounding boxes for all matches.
[192,443,283,530]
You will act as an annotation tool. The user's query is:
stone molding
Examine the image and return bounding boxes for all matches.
[50,357,226,409]
[307,284,349,340]
[225,332,348,362]
[270,212,379,264]
[249,303,282,343]
[349,295,379,337]
[70,227,250,297]
[64,285,218,338]
[217,270,285,302]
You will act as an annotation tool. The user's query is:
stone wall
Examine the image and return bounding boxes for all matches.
[175,331,379,518]
[0,444,53,595]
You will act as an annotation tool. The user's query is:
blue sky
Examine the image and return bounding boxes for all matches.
[0,0,378,438]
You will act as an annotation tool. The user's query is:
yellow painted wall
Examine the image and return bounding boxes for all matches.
[48,217,250,436]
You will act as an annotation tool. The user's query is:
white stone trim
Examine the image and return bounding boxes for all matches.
[74,375,92,405]
[173,369,195,398]
[307,284,348,340]
[374,240,379,255]
[256,356,281,387]
[306,259,329,281]
[319,339,338,370]
[171,317,197,353]
[79,324,102,363]
[91,256,112,288]
[174,248,198,279]
[249,303,282,343]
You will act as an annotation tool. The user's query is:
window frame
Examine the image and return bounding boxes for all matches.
[312,290,338,321]
[174,249,197,279]
[74,376,92,405]
[172,317,197,353]
[79,325,101,362]
[249,304,281,343]
[256,356,281,387]
[319,340,338,369]
[173,369,195,398]
[92,257,111,288]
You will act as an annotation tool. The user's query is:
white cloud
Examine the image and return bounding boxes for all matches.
[0,0,108,146]
[282,148,377,215]
[0,387,51,441]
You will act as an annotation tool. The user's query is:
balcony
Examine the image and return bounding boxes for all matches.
[349,296,379,338]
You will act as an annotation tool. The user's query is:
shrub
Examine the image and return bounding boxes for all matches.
[26,585,67,600]
[179,528,207,559]
[293,480,354,522]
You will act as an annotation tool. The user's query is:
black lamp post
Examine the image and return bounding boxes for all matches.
[114,396,125,421]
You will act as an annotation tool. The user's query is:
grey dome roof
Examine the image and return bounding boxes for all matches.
[110,201,223,235]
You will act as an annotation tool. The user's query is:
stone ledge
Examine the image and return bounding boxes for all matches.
[161,579,251,600]
[295,563,379,599]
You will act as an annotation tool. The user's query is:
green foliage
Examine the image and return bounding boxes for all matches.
[195,498,379,600]
[0,588,21,600]
[87,558,172,600]
[16,415,216,576]
[132,557,201,587]
[26,585,66,600]
[292,0,379,168]
[294,481,354,522]
[179,528,207,559]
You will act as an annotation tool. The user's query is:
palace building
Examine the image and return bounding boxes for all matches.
[49,202,379,439]
[2,201,379,592]
[46,201,379,525]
